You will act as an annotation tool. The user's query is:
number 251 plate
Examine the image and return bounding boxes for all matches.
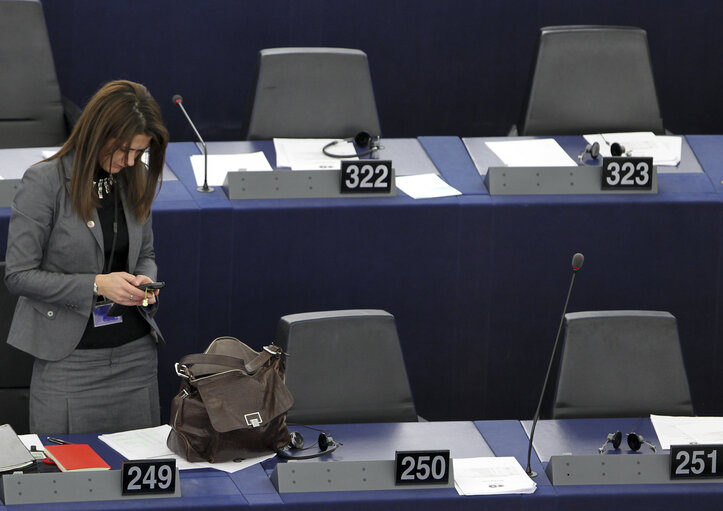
[670,445,723,480]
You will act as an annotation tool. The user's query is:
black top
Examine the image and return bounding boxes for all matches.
[77,174,150,349]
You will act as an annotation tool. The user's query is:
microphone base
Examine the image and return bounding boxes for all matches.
[527,470,538,478]
[197,185,215,193]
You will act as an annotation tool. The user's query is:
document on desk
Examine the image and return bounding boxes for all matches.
[274,138,356,170]
[396,173,461,199]
[99,424,274,473]
[485,138,577,167]
[190,152,272,186]
[453,456,536,495]
[651,415,723,449]
[583,132,681,166]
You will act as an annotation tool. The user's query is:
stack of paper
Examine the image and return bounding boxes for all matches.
[396,173,461,199]
[485,139,578,167]
[189,152,272,187]
[453,456,536,495]
[583,132,681,166]
[274,138,356,170]
[99,424,273,473]
[651,415,723,449]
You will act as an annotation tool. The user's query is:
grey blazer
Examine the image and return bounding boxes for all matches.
[4,154,163,361]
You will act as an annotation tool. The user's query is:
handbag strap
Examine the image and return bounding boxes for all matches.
[179,345,282,375]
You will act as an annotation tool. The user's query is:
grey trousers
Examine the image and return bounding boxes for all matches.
[29,334,160,435]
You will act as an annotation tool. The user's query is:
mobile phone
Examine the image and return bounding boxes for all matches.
[136,281,166,291]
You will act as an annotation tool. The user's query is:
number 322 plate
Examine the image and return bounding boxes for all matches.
[340,160,394,194]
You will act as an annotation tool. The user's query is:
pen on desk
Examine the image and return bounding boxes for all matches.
[47,436,71,445]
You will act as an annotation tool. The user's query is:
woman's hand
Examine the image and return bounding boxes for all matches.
[135,274,160,305]
[95,272,159,306]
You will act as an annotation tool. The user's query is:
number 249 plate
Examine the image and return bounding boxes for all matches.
[121,459,177,495]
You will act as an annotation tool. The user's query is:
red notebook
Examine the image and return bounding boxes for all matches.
[44,444,111,472]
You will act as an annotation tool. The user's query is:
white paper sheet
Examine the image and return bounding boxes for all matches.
[274,138,357,170]
[19,434,44,452]
[583,132,681,166]
[454,456,536,495]
[396,173,461,199]
[190,152,272,186]
[651,415,723,450]
[98,424,274,473]
[485,139,578,167]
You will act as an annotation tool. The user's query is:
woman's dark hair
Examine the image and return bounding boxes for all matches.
[51,80,169,221]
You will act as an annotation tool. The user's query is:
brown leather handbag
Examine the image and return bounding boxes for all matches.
[167,337,293,463]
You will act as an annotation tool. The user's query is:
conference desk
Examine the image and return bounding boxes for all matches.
[0,136,721,424]
[5,419,723,510]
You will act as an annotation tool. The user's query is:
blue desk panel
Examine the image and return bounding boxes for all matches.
[0,137,721,426]
[10,420,723,510]
[419,136,723,420]
[516,418,723,511]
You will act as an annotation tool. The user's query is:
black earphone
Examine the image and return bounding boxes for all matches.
[599,430,657,453]
[578,140,629,165]
[578,141,601,164]
[626,431,657,453]
[276,431,340,460]
[598,430,623,453]
[609,142,628,157]
[322,131,380,158]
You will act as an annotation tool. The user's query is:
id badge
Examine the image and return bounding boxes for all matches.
[93,301,123,327]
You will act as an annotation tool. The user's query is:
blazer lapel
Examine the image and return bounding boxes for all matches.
[61,155,104,272]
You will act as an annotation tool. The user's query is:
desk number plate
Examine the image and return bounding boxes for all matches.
[395,450,450,485]
[670,445,723,479]
[601,157,654,190]
[122,459,176,495]
[340,160,393,194]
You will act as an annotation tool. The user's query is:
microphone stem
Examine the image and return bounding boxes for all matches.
[176,101,211,192]
[525,271,577,477]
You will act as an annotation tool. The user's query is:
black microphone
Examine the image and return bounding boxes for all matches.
[172,94,213,193]
[525,252,584,477]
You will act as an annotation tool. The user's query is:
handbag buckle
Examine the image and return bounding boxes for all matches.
[175,363,191,379]
[244,412,263,428]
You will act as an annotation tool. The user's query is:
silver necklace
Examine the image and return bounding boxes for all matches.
[93,175,115,199]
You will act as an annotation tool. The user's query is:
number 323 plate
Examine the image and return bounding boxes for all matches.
[601,156,654,190]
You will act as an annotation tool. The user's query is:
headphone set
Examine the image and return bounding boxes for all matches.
[276,429,340,460]
[578,141,630,165]
[598,430,657,454]
[322,131,381,158]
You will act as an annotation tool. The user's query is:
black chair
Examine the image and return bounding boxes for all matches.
[0,0,80,148]
[514,26,664,136]
[243,47,381,140]
[550,310,694,419]
[275,309,418,424]
[0,262,35,433]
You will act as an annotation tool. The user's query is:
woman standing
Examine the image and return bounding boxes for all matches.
[5,80,169,435]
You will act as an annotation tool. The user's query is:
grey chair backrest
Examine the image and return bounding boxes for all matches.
[0,262,34,433]
[518,26,664,136]
[275,309,417,424]
[244,47,381,140]
[551,310,694,419]
[0,0,69,148]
